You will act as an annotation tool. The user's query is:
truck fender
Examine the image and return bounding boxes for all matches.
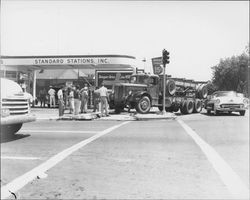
[130,91,151,103]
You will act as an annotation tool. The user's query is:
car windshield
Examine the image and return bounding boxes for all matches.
[214,91,237,97]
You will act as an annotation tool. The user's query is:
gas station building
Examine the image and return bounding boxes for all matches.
[0,54,137,100]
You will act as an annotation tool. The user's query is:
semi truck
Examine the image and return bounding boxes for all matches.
[109,73,208,114]
[1,78,36,136]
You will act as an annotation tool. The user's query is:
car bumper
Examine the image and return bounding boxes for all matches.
[215,107,247,112]
[1,114,36,125]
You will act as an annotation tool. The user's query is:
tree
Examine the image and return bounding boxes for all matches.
[211,47,249,97]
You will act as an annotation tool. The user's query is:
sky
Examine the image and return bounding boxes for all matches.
[1,0,249,81]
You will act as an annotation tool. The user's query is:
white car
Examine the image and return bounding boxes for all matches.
[205,91,249,116]
[1,78,36,136]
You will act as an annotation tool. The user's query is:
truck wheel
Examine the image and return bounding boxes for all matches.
[1,123,23,136]
[239,111,245,116]
[165,107,173,112]
[158,106,163,111]
[172,103,179,112]
[114,106,123,114]
[166,79,176,96]
[197,84,208,99]
[136,96,151,114]
[180,101,187,114]
[193,99,202,113]
[182,100,194,114]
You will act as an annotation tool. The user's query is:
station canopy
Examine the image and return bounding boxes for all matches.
[0,54,137,72]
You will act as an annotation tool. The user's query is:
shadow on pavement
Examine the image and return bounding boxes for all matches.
[1,133,30,143]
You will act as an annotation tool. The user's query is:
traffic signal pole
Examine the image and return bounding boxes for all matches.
[161,49,170,115]
[162,63,167,114]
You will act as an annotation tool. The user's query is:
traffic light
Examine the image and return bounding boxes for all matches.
[162,49,170,65]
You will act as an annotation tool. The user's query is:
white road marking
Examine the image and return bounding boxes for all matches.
[1,121,130,199]
[20,130,100,134]
[1,156,40,160]
[177,119,249,199]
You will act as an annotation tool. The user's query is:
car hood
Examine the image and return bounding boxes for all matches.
[0,78,24,99]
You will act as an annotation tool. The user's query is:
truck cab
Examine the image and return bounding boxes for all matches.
[111,74,160,113]
[1,78,36,136]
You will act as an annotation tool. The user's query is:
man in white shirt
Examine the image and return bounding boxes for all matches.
[57,86,64,116]
[97,82,109,117]
[48,86,56,108]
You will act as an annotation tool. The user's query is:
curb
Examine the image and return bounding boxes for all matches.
[34,112,177,121]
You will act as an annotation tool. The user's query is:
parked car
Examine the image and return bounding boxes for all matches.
[204,91,249,116]
[1,78,36,136]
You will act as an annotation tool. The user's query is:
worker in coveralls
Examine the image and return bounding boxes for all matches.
[80,83,89,113]
[97,82,109,117]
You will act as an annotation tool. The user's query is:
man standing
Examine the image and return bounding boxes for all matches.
[93,86,100,112]
[80,83,89,113]
[48,86,56,108]
[39,88,46,107]
[73,85,81,115]
[97,82,109,117]
[57,86,64,117]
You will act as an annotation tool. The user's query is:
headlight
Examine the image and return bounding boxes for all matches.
[243,98,249,107]
[1,108,10,117]
[215,99,220,104]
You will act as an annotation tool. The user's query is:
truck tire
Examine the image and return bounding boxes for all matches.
[193,99,202,113]
[158,106,163,111]
[197,84,208,99]
[172,103,180,112]
[180,101,187,114]
[181,100,194,114]
[239,111,245,116]
[165,107,173,112]
[166,79,176,96]
[136,96,151,114]
[1,123,23,136]
[114,106,124,114]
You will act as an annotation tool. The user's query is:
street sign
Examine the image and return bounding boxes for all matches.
[152,57,163,75]
[152,57,162,65]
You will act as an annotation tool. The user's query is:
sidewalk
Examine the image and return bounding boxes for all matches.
[31,107,176,121]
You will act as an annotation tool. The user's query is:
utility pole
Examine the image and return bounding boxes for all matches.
[162,49,170,114]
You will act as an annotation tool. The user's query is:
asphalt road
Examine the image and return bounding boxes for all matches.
[1,111,249,199]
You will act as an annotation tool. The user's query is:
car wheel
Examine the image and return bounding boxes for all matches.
[214,110,219,115]
[136,96,151,114]
[239,111,245,116]
[1,123,23,136]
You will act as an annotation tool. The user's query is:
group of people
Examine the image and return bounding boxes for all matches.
[38,82,109,117]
